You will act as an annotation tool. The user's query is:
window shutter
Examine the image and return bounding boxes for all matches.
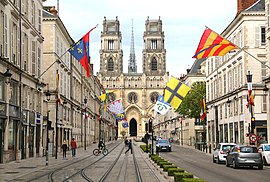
[255,27,260,47]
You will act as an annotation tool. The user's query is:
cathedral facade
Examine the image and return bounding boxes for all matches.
[97,16,169,138]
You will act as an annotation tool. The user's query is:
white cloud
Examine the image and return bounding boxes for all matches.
[44,0,237,76]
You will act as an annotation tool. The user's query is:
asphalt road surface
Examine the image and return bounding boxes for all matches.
[160,144,270,182]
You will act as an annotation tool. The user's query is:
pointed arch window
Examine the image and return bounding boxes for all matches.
[108,58,114,71]
[151,57,157,71]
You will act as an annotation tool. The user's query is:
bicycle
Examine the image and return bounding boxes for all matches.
[93,146,108,156]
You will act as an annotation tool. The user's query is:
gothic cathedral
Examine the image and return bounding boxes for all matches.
[97,16,169,138]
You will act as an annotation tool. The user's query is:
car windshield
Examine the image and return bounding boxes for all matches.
[240,147,258,153]
[222,145,235,152]
[264,145,270,151]
[158,140,169,144]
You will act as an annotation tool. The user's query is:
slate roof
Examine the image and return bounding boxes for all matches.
[188,58,206,74]
[245,0,265,12]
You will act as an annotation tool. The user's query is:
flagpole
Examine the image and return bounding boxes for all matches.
[39,25,98,79]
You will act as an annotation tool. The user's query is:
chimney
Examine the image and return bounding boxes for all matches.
[49,6,58,16]
[237,0,258,15]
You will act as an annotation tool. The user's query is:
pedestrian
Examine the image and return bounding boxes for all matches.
[125,139,132,154]
[61,140,68,159]
[124,138,128,147]
[98,138,105,150]
[71,138,77,157]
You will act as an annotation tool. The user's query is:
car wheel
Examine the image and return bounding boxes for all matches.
[258,164,263,170]
[217,156,221,164]
[226,159,230,167]
[212,156,216,163]
[233,160,238,169]
[263,157,267,166]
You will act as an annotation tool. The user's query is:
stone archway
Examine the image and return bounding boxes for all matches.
[129,118,137,136]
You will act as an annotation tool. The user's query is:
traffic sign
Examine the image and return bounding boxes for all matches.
[249,134,257,142]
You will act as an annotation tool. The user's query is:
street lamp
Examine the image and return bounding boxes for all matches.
[84,97,87,150]
[4,68,12,84]
[45,90,51,165]
[246,71,254,135]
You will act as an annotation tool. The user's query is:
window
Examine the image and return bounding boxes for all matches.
[151,39,157,49]
[151,57,157,71]
[37,47,41,76]
[31,1,35,26]
[128,92,138,103]
[150,92,159,103]
[108,58,114,71]
[261,62,267,81]
[108,40,114,50]
[10,81,18,105]
[262,95,267,113]
[223,74,226,94]
[0,77,3,101]
[31,41,36,75]
[38,9,41,32]
[255,26,266,47]
[4,13,7,57]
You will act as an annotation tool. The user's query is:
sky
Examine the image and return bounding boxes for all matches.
[43,0,237,77]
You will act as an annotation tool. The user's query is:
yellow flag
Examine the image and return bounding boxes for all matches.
[164,77,190,110]
[98,90,119,110]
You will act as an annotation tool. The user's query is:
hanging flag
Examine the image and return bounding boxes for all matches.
[114,112,127,121]
[56,71,61,104]
[246,82,255,108]
[98,90,119,110]
[69,26,97,77]
[153,95,171,115]
[164,77,191,110]
[122,121,129,128]
[192,27,238,59]
[107,99,125,114]
[200,98,206,122]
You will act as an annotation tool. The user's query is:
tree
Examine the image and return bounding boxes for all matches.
[177,81,206,119]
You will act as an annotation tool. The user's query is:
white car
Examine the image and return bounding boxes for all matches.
[258,144,270,165]
[213,143,236,164]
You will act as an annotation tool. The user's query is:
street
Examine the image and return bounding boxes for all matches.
[160,144,270,182]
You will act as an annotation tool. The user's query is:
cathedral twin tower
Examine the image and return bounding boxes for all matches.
[97,16,169,137]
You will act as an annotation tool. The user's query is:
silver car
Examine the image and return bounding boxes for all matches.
[258,144,270,165]
[226,145,263,170]
[156,139,172,152]
[213,143,236,164]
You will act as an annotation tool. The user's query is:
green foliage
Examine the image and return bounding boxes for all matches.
[159,161,172,168]
[182,178,207,182]
[174,172,193,182]
[163,164,177,171]
[167,168,185,176]
[177,81,206,119]
[156,159,166,165]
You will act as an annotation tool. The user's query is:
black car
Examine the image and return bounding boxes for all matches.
[226,145,263,169]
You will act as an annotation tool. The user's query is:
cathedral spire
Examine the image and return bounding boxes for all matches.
[128,19,137,73]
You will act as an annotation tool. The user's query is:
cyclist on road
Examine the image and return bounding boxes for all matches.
[98,138,105,150]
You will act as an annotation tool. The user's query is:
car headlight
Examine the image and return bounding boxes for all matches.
[169,145,171,147]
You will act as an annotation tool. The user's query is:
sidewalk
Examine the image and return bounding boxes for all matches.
[0,142,103,181]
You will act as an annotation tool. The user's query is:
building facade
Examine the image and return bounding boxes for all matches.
[0,0,44,163]
[97,16,169,138]
[206,0,268,147]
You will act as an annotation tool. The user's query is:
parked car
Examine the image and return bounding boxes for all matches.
[156,139,172,152]
[226,145,263,170]
[213,143,236,164]
[258,143,270,165]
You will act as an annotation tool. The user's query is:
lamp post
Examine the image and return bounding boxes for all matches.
[45,90,51,165]
[84,97,87,150]
[247,71,255,145]
[55,70,59,159]
[246,71,255,135]
[4,69,12,84]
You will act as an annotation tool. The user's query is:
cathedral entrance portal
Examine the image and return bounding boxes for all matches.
[129,118,137,136]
